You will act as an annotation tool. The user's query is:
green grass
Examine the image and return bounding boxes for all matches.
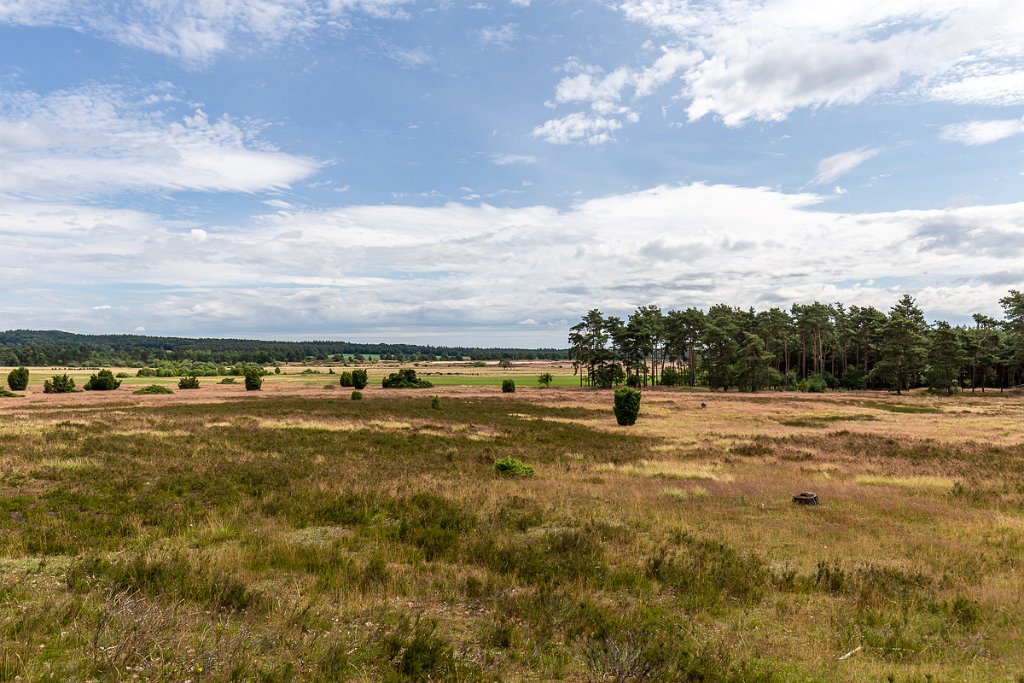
[1,391,1023,681]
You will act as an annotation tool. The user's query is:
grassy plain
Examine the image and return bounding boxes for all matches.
[2,369,1024,681]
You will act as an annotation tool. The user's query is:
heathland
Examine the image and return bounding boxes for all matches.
[1,362,1023,681]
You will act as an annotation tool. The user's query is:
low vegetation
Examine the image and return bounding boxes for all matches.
[382,368,433,389]
[42,373,76,393]
[134,384,174,395]
[178,375,201,389]
[2,383,1024,680]
[83,369,121,391]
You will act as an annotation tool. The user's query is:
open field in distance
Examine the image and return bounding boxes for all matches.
[2,372,1024,681]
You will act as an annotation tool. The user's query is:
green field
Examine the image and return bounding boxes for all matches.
[2,388,1024,681]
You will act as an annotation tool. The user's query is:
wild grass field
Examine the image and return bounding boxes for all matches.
[2,376,1024,681]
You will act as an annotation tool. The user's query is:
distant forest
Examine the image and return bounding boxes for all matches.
[569,291,1024,394]
[0,330,567,367]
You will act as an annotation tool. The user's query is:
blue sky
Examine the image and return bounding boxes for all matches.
[1,0,1022,346]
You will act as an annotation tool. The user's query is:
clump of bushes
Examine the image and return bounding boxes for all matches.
[339,371,353,387]
[115,372,130,378]
[43,374,76,393]
[178,375,200,389]
[495,457,535,477]
[244,368,263,391]
[84,370,121,391]
[7,366,29,391]
[134,384,174,395]
[501,379,516,393]
[0,388,22,398]
[351,390,363,400]
[219,377,236,384]
[352,369,368,389]
[382,369,433,389]
[797,375,828,393]
[613,386,641,425]
[660,367,684,386]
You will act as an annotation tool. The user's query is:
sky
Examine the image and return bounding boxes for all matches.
[0,0,1022,347]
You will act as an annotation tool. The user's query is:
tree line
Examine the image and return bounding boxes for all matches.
[0,330,567,367]
[568,291,1024,394]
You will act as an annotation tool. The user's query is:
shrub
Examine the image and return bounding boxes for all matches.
[115,372,130,378]
[381,368,433,389]
[84,369,121,391]
[351,369,368,389]
[613,387,641,425]
[797,375,827,393]
[495,457,534,477]
[43,374,76,393]
[244,369,263,391]
[0,387,22,398]
[7,366,28,391]
[538,372,554,388]
[351,390,363,401]
[134,384,173,395]
[501,379,516,393]
[274,366,281,374]
[178,375,200,389]
[660,367,684,386]
[339,371,353,387]
[431,396,442,410]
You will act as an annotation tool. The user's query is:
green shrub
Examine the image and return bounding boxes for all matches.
[660,368,684,386]
[43,374,76,393]
[178,375,200,389]
[613,387,641,425]
[7,366,28,391]
[431,396,442,410]
[797,375,827,393]
[339,371,353,387]
[501,379,516,393]
[538,372,554,388]
[115,372,130,378]
[377,616,457,681]
[351,368,368,389]
[494,457,534,477]
[219,377,236,384]
[351,390,363,400]
[0,387,23,398]
[381,368,433,389]
[244,369,263,391]
[84,369,121,391]
[134,384,174,395]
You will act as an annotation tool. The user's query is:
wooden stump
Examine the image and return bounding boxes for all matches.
[792,492,819,505]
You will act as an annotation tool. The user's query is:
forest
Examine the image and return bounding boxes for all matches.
[0,330,566,367]
[569,291,1024,394]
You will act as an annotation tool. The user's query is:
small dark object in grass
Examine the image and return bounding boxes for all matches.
[701,402,706,409]
[793,492,819,505]
[431,396,442,410]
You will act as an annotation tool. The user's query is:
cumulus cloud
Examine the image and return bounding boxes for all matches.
[0,0,413,66]
[3,183,1022,341]
[812,147,882,186]
[531,112,625,145]
[939,118,1024,146]
[537,0,1024,132]
[0,85,320,197]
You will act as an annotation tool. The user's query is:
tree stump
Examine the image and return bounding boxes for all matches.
[792,492,819,505]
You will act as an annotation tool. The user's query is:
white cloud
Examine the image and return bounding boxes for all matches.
[0,0,413,66]
[939,118,1024,146]
[539,0,1024,130]
[812,147,882,186]
[531,112,623,145]
[478,23,517,48]
[490,153,537,165]
[0,85,320,197]
[3,183,1022,341]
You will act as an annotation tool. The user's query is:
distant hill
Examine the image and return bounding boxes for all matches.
[0,329,567,366]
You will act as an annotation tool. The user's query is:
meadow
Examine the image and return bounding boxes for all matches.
[2,367,1024,681]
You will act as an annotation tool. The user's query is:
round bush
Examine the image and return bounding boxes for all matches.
[84,369,121,391]
[244,369,263,391]
[178,375,200,389]
[339,371,353,387]
[351,369,368,390]
[501,379,516,393]
[613,387,641,426]
[351,390,363,400]
[7,366,29,391]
